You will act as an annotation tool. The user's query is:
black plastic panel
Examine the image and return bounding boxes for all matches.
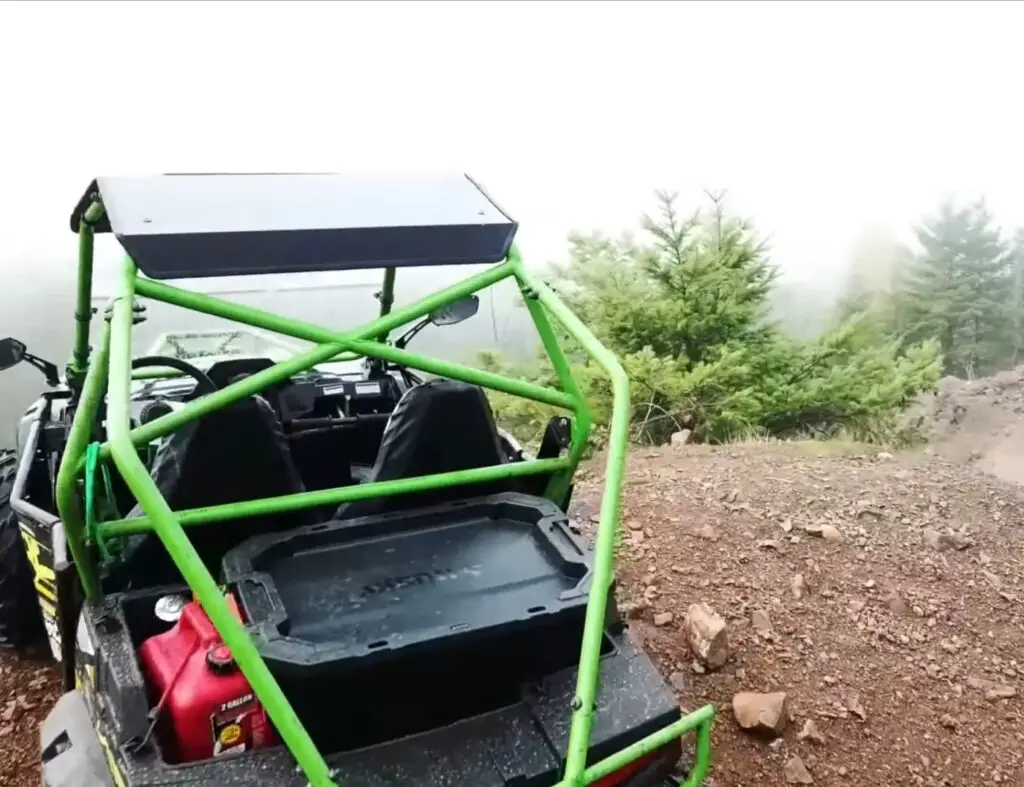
[223,493,592,673]
[64,588,683,786]
[69,173,517,278]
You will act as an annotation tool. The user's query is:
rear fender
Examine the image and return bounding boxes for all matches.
[41,691,118,787]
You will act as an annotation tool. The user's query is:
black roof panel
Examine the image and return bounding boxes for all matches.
[70,173,517,279]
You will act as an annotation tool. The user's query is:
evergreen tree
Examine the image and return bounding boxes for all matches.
[550,191,778,365]
[484,191,939,446]
[899,199,1013,377]
[833,225,911,335]
[1006,229,1024,367]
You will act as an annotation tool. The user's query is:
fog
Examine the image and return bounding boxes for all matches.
[3,0,1023,442]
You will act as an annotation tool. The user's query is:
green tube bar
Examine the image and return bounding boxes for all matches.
[516,266,633,785]
[104,258,337,787]
[100,457,569,537]
[67,200,106,387]
[54,317,111,600]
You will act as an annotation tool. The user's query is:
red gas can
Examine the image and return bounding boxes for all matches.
[138,594,277,762]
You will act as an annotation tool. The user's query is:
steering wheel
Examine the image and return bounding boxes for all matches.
[131,356,218,396]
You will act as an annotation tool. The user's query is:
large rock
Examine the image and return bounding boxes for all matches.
[732,691,789,737]
[684,602,729,670]
[670,429,692,447]
[784,755,814,783]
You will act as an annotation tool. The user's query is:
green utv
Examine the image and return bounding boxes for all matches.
[0,173,714,787]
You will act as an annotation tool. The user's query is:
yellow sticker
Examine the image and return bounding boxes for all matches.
[219,723,243,747]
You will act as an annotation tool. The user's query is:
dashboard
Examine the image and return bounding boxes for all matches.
[130,356,406,431]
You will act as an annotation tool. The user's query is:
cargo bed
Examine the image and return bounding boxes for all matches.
[223,493,594,675]
[220,494,604,751]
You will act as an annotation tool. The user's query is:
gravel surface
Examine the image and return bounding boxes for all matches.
[0,653,59,787]
[570,441,1024,786]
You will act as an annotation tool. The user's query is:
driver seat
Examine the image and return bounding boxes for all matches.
[334,379,510,520]
[109,394,314,589]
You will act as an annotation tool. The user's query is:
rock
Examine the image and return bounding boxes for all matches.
[798,718,825,744]
[923,528,944,550]
[855,502,883,519]
[983,570,1002,589]
[670,429,692,447]
[791,574,807,600]
[620,599,650,619]
[885,591,909,616]
[733,691,789,737]
[939,713,958,730]
[697,524,720,542]
[653,611,674,627]
[751,609,773,637]
[669,671,687,692]
[820,525,843,543]
[758,539,782,550]
[985,685,1017,701]
[784,754,814,784]
[805,523,843,542]
[780,518,794,533]
[876,451,894,461]
[845,692,866,720]
[684,603,729,670]
[940,531,973,551]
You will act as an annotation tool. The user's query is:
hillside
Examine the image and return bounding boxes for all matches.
[570,441,1024,785]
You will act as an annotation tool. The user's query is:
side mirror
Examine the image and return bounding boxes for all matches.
[429,296,480,327]
[0,337,26,371]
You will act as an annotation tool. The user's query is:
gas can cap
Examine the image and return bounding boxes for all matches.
[206,644,235,673]
[154,594,187,623]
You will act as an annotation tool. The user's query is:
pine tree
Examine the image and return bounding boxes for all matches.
[1006,229,1024,367]
[899,199,1012,377]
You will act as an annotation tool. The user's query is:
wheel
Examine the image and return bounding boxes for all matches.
[0,449,46,653]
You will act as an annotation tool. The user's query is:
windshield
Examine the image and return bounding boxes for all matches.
[146,328,305,361]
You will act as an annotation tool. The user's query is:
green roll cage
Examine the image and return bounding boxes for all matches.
[54,193,714,787]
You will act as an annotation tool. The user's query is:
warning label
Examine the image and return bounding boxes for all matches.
[210,695,274,757]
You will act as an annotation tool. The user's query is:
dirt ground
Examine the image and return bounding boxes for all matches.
[569,441,1024,786]
[3,441,1023,785]
[0,652,59,787]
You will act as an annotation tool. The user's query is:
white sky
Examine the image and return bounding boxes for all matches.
[1,0,1022,287]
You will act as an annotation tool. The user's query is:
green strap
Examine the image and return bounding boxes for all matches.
[84,441,122,562]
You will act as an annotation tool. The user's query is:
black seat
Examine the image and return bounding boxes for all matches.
[110,395,313,589]
[334,379,510,519]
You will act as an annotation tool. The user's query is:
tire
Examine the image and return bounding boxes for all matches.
[0,449,47,653]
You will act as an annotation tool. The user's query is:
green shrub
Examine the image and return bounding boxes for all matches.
[483,191,940,450]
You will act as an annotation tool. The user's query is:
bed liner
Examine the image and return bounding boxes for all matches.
[222,493,594,675]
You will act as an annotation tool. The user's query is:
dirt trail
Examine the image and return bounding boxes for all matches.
[912,365,1024,486]
[571,442,1024,786]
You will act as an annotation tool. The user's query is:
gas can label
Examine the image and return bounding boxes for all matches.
[210,695,272,756]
